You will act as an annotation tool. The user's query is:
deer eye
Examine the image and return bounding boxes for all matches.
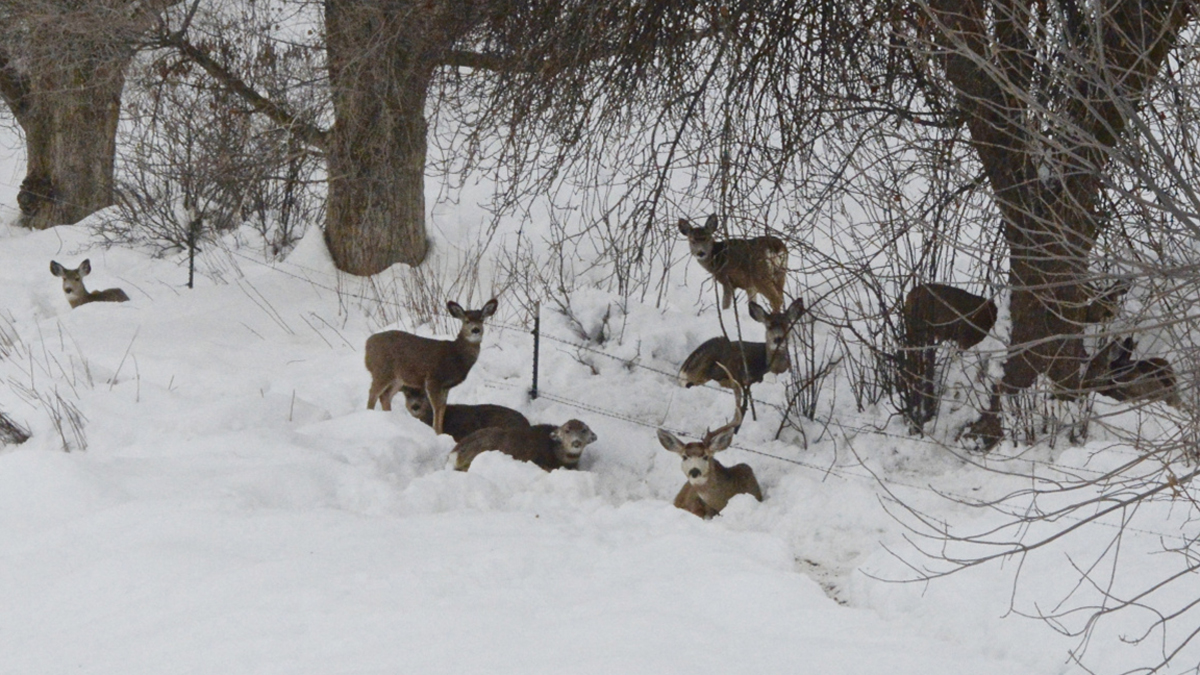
[572,441,582,448]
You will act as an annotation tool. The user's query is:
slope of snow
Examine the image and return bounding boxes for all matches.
[0,144,1196,674]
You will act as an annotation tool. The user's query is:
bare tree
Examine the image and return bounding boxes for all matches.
[109,1,324,258]
[0,0,178,229]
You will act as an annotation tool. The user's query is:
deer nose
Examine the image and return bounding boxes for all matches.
[688,468,702,478]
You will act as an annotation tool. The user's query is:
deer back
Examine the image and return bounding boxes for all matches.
[399,386,529,442]
[1085,338,1180,407]
[452,420,596,472]
[903,283,997,349]
[712,237,787,299]
[366,330,480,390]
[1082,279,1131,324]
[679,338,767,388]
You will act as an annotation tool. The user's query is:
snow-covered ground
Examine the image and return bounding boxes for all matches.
[0,125,1196,674]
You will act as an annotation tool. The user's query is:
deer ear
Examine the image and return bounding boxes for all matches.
[50,261,64,277]
[79,259,92,276]
[480,298,498,318]
[702,214,719,234]
[748,301,767,323]
[677,219,692,236]
[708,427,735,453]
[657,429,684,454]
[446,301,466,319]
[786,297,806,323]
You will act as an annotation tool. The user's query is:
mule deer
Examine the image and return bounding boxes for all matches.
[900,283,997,432]
[658,378,762,519]
[451,419,598,472]
[399,386,529,442]
[900,280,1131,431]
[50,259,130,309]
[365,298,498,435]
[678,297,805,415]
[678,214,788,312]
[1084,337,1181,408]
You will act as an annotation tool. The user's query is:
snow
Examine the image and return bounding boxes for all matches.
[0,130,1196,675]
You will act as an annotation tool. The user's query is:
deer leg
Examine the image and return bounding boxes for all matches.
[721,283,733,309]
[373,380,397,411]
[426,384,449,435]
[762,286,783,313]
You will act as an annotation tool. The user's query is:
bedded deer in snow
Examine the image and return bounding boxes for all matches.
[658,376,762,519]
[450,419,598,472]
[678,214,788,312]
[1084,337,1181,408]
[678,297,805,415]
[365,298,498,435]
[399,386,530,442]
[50,259,130,309]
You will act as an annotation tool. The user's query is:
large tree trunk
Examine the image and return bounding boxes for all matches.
[13,66,125,229]
[0,3,141,231]
[323,0,438,276]
[924,0,1195,447]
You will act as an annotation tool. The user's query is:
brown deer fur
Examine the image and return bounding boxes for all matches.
[678,297,805,414]
[900,280,1132,430]
[658,378,762,519]
[399,386,529,442]
[679,214,788,312]
[1084,337,1181,408]
[50,259,130,309]
[365,298,498,435]
[451,420,598,472]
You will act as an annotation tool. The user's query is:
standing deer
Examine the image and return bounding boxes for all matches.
[678,297,806,416]
[399,385,529,442]
[50,259,130,308]
[678,214,788,312]
[1084,337,1181,408]
[365,298,498,435]
[450,419,598,472]
[900,283,998,431]
[658,378,762,519]
[900,279,1131,431]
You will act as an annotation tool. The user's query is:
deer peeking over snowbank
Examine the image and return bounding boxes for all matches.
[658,375,762,518]
[399,385,529,442]
[50,259,130,309]
[450,419,598,472]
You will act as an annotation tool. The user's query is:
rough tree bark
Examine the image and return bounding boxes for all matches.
[923,0,1196,447]
[323,0,433,274]
[0,2,173,230]
[169,0,496,275]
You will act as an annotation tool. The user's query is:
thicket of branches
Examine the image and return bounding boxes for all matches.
[104,0,325,258]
